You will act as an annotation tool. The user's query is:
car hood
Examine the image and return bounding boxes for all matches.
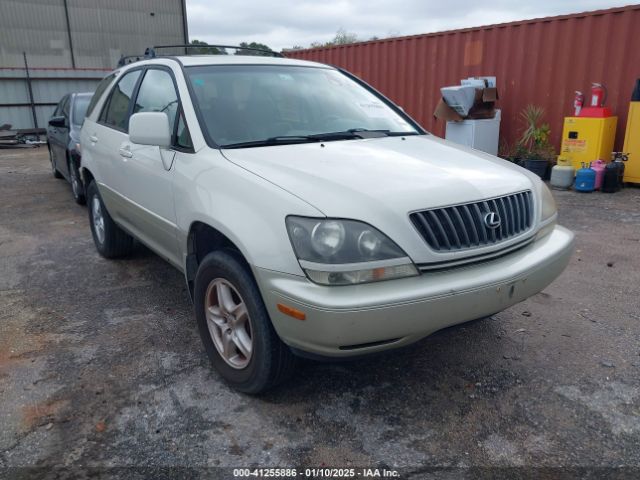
[221,135,538,218]
[221,135,542,263]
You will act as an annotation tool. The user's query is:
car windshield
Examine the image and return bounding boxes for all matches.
[186,65,419,148]
[72,95,91,126]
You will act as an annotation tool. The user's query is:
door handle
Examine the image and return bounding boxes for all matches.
[119,147,133,159]
[89,135,98,143]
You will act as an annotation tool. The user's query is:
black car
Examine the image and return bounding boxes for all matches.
[47,92,92,204]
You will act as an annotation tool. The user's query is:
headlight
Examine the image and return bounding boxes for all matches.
[311,220,345,256]
[540,183,557,222]
[286,216,418,285]
[537,183,557,240]
[357,229,382,258]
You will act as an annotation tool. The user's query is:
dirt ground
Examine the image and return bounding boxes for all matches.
[1,147,639,478]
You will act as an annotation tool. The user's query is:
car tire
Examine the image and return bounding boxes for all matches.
[86,181,133,258]
[68,157,86,205]
[49,146,63,179]
[194,250,297,394]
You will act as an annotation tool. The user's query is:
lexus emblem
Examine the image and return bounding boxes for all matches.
[483,211,501,229]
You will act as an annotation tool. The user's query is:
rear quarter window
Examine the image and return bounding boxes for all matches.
[98,70,142,132]
[86,73,117,119]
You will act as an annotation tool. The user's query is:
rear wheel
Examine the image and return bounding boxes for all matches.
[194,250,296,394]
[68,157,86,205]
[86,181,133,258]
[49,146,63,179]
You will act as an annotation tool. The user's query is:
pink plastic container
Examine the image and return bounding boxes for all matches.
[591,160,607,190]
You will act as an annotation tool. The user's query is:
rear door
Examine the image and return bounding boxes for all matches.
[116,67,181,266]
[89,69,143,220]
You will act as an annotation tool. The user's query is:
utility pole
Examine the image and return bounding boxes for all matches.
[23,52,38,129]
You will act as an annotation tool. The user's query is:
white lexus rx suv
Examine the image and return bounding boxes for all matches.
[79,47,574,393]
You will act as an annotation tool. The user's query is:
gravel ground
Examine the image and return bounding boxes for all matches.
[1,147,639,478]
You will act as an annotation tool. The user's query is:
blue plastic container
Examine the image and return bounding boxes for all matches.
[574,163,596,192]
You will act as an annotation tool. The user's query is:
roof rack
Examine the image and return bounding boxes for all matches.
[117,54,147,66]
[149,44,284,58]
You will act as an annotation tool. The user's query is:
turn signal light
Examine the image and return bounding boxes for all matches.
[277,303,306,321]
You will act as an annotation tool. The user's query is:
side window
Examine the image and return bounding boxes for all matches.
[175,112,193,150]
[62,96,70,118]
[99,70,141,131]
[86,72,117,118]
[133,69,179,133]
[53,97,65,116]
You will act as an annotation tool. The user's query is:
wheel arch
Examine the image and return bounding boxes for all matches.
[65,150,75,177]
[80,166,95,188]
[66,148,78,166]
[185,221,253,301]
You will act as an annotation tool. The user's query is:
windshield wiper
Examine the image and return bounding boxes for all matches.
[313,128,420,139]
[221,129,420,149]
[386,131,421,137]
[222,133,358,149]
[222,136,322,149]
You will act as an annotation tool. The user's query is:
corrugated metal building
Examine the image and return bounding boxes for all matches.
[287,5,640,152]
[0,0,188,129]
[0,68,107,130]
[0,0,188,68]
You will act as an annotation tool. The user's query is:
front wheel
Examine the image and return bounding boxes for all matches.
[86,181,133,258]
[194,250,296,394]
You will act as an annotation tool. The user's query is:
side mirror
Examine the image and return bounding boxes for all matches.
[129,112,171,147]
[49,116,66,128]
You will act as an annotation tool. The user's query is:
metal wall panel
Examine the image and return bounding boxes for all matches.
[0,0,187,69]
[0,0,72,68]
[0,0,186,128]
[0,108,33,130]
[0,79,30,104]
[287,6,640,152]
[66,0,187,68]
[0,68,107,129]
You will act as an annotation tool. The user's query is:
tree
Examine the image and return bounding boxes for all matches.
[310,28,359,48]
[333,28,359,45]
[189,39,227,55]
[236,41,274,56]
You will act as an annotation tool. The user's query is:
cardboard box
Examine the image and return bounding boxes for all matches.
[434,77,499,122]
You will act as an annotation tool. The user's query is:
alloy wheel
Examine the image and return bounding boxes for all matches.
[204,278,253,369]
[70,163,80,198]
[91,196,105,245]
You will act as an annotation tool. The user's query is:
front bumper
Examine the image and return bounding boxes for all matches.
[255,225,574,357]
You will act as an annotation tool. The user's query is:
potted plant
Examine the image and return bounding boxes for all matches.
[499,139,529,164]
[517,105,555,178]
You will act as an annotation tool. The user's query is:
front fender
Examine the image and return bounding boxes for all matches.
[173,149,323,276]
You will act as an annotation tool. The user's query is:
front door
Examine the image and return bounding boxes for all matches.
[116,67,181,267]
[49,95,69,175]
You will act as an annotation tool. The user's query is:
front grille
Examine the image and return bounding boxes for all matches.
[410,191,533,252]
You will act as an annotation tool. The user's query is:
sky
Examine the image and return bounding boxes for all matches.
[185,0,631,51]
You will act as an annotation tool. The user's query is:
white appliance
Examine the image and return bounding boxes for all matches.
[445,109,501,156]
[461,76,497,88]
